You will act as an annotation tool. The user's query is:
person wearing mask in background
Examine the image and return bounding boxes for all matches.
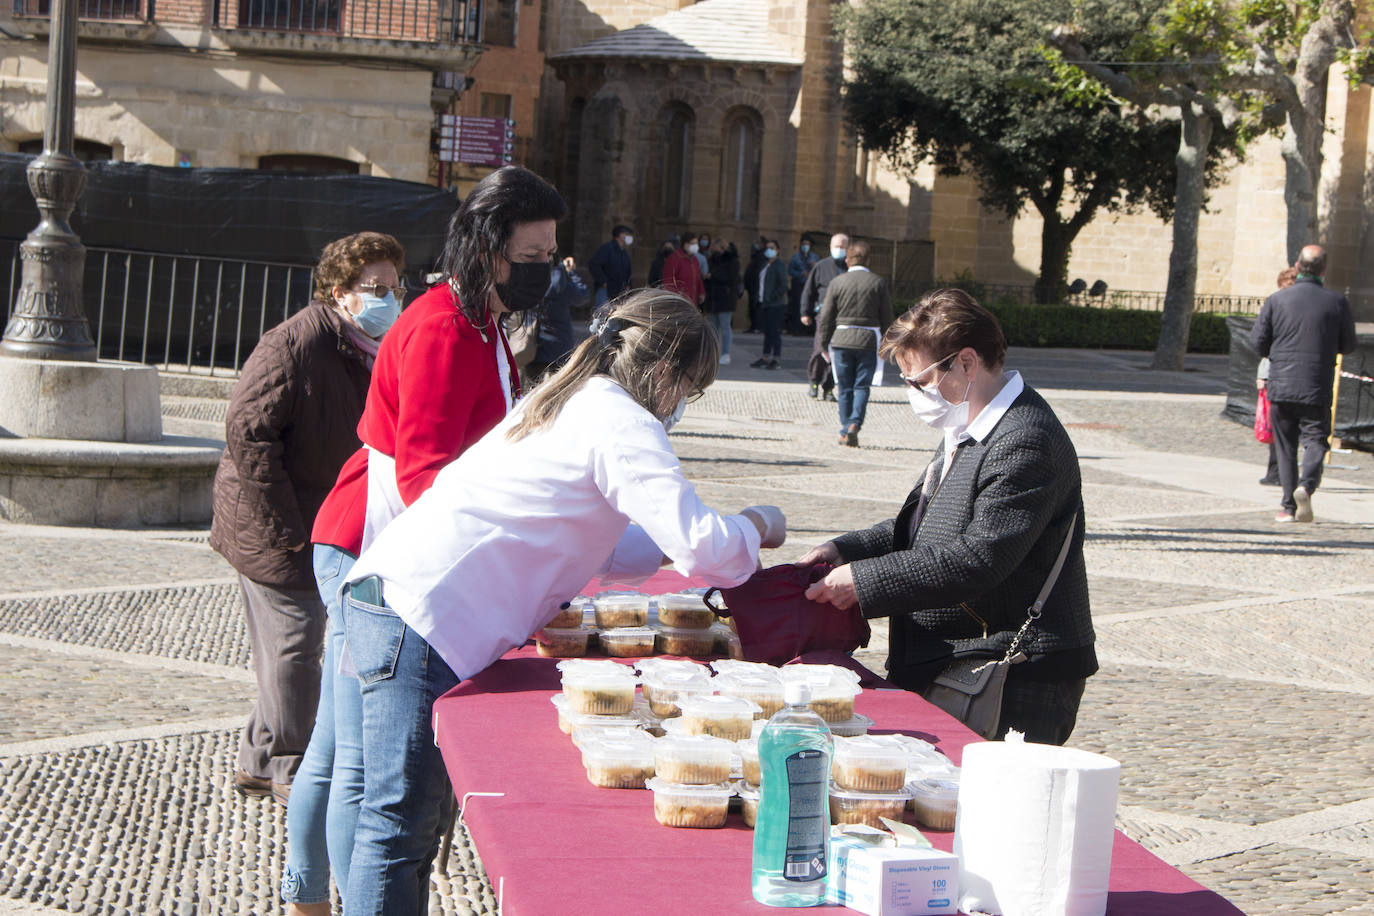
[817,239,893,447]
[743,234,769,333]
[695,231,712,281]
[662,231,706,307]
[212,231,405,814]
[527,255,589,383]
[283,167,566,916]
[801,233,848,400]
[587,224,633,310]
[648,237,676,290]
[801,288,1096,745]
[751,239,787,370]
[1257,265,1297,487]
[341,291,785,913]
[705,239,742,366]
[787,235,819,335]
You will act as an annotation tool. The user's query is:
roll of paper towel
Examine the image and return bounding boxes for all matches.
[953,736,1120,916]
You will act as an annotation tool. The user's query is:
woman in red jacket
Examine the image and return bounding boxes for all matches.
[661,230,705,306]
[282,167,566,916]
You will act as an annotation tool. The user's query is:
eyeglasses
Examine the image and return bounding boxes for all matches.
[900,352,959,392]
[355,280,408,301]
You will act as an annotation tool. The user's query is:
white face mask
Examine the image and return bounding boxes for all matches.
[831,247,847,260]
[685,243,699,255]
[623,235,633,246]
[906,375,972,431]
[662,396,687,433]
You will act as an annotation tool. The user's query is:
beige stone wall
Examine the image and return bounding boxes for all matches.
[0,44,434,181]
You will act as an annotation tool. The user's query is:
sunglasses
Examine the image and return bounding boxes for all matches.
[356,280,408,301]
[900,352,959,392]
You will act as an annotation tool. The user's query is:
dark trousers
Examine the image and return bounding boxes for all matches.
[237,574,327,785]
[786,281,805,334]
[760,306,784,358]
[1270,400,1330,513]
[994,675,1087,746]
[808,332,834,392]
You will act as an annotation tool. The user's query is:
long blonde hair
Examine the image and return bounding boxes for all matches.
[507,289,719,441]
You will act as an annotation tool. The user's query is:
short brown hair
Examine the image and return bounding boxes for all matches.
[313,231,406,302]
[879,287,1006,369]
[846,239,870,267]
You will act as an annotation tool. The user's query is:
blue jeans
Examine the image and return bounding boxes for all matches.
[761,306,784,358]
[833,347,877,432]
[708,310,733,357]
[343,579,459,915]
[282,545,365,905]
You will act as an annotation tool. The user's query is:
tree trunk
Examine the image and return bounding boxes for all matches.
[1152,101,1212,371]
[1282,20,1340,261]
[1035,217,1071,304]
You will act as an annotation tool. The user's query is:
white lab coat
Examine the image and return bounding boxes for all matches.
[346,376,762,680]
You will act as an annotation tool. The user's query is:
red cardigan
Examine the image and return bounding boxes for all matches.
[312,283,519,555]
[662,249,704,304]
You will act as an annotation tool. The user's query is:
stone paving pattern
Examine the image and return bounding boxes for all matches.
[2,342,1372,914]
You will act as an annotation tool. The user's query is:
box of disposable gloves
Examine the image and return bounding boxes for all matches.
[825,826,958,916]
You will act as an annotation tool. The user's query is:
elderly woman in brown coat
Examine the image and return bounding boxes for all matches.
[209,231,406,804]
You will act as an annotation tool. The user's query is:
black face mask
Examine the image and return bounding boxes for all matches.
[495,259,551,312]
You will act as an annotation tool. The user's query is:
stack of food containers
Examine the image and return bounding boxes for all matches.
[637,658,713,718]
[646,734,736,828]
[556,660,651,752]
[535,596,595,658]
[592,592,656,658]
[892,734,962,830]
[828,735,913,828]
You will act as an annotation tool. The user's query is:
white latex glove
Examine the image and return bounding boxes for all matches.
[740,505,786,549]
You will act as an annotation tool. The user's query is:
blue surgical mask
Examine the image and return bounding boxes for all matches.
[351,292,400,339]
[801,243,811,253]
[663,396,687,433]
[831,247,846,261]
[765,248,778,259]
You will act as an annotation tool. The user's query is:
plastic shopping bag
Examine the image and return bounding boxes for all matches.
[1254,389,1274,443]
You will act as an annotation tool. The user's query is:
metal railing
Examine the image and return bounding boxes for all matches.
[11,0,146,19]
[958,282,1265,315]
[233,0,481,41]
[3,238,315,375]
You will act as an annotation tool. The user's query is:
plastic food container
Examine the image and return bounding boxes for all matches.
[655,592,717,629]
[598,626,657,657]
[776,668,863,723]
[580,731,656,789]
[654,625,718,657]
[827,713,875,738]
[710,659,774,677]
[568,710,647,748]
[640,667,713,718]
[711,621,744,660]
[832,736,909,792]
[645,777,732,828]
[713,670,785,719]
[593,592,650,629]
[737,737,760,786]
[907,776,961,831]
[535,626,593,658]
[561,667,637,715]
[828,784,912,829]
[635,657,708,679]
[551,693,572,734]
[653,734,734,785]
[677,694,760,741]
[736,780,760,828]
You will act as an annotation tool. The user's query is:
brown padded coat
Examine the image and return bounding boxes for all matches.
[209,301,372,590]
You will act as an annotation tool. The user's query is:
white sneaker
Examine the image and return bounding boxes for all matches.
[719,353,732,365]
[1293,485,1314,522]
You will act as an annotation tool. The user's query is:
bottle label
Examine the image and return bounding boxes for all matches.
[782,748,828,882]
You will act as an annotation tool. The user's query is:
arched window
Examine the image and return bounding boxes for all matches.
[257,154,359,174]
[660,104,694,220]
[720,108,762,223]
[18,138,113,161]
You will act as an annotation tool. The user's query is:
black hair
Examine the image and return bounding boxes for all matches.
[678,231,698,248]
[612,224,633,238]
[436,166,568,327]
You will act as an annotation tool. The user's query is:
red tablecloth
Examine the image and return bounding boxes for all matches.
[434,571,1244,915]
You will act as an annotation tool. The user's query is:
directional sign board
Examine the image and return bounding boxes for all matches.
[438,115,516,166]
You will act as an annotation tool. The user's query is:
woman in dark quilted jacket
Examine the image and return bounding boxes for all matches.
[798,288,1096,744]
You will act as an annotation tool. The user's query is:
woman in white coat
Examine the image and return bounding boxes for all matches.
[339,289,786,914]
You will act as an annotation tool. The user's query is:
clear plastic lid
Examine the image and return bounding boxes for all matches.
[827,782,913,804]
[713,670,784,705]
[676,694,760,721]
[640,667,712,693]
[569,717,645,748]
[644,776,734,798]
[734,778,759,802]
[635,658,709,678]
[557,659,636,679]
[832,735,910,768]
[581,730,655,766]
[597,626,657,643]
[710,659,776,677]
[907,775,961,802]
[654,734,735,768]
[827,713,875,738]
[593,591,651,611]
[559,667,637,689]
[780,663,863,688]
[655,592,712,612]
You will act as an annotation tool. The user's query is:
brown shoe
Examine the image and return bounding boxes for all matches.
[233,768,272,798]
[844,425,860,447]
[272,781,291,807]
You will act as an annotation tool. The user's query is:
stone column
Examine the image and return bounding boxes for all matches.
[0,0,97,361]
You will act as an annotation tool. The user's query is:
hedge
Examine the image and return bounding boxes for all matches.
[897,301,1233,353]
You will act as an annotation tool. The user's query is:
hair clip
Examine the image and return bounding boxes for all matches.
[597,317,626,349]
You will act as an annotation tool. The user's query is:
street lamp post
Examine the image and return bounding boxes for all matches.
[0,0,96,361]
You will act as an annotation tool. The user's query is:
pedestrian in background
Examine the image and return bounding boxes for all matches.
[787,234,819,334]
[751,239,787,369]
[743,234,768,333]
[662,231,705,306]
[647,237,675,289]
[1251,244,1357,523]
[705,239,741,365]
[801,233,848,400]
[1257,265,1298,487]
[527,255,589,382]
[587,224,633,309]
[817,239,892,447]
[212,231,405,815]
[696,230,712,280]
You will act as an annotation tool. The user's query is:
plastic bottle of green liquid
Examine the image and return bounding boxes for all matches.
[751,680,833,906]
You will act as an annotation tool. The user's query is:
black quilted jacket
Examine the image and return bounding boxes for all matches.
[832,385,1096,687]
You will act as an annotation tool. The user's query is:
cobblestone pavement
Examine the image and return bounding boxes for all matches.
[2,343,1372,914]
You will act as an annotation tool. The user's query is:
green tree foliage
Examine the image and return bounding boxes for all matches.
[836,0,1210,301]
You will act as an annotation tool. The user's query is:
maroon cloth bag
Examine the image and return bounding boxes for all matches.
[705,563,871,666]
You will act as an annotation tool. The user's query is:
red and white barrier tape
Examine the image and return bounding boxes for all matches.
[1340,370,1374,384]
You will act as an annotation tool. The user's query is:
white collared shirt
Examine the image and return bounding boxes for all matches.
[347,376,762,680]
[940,370,1024,482]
